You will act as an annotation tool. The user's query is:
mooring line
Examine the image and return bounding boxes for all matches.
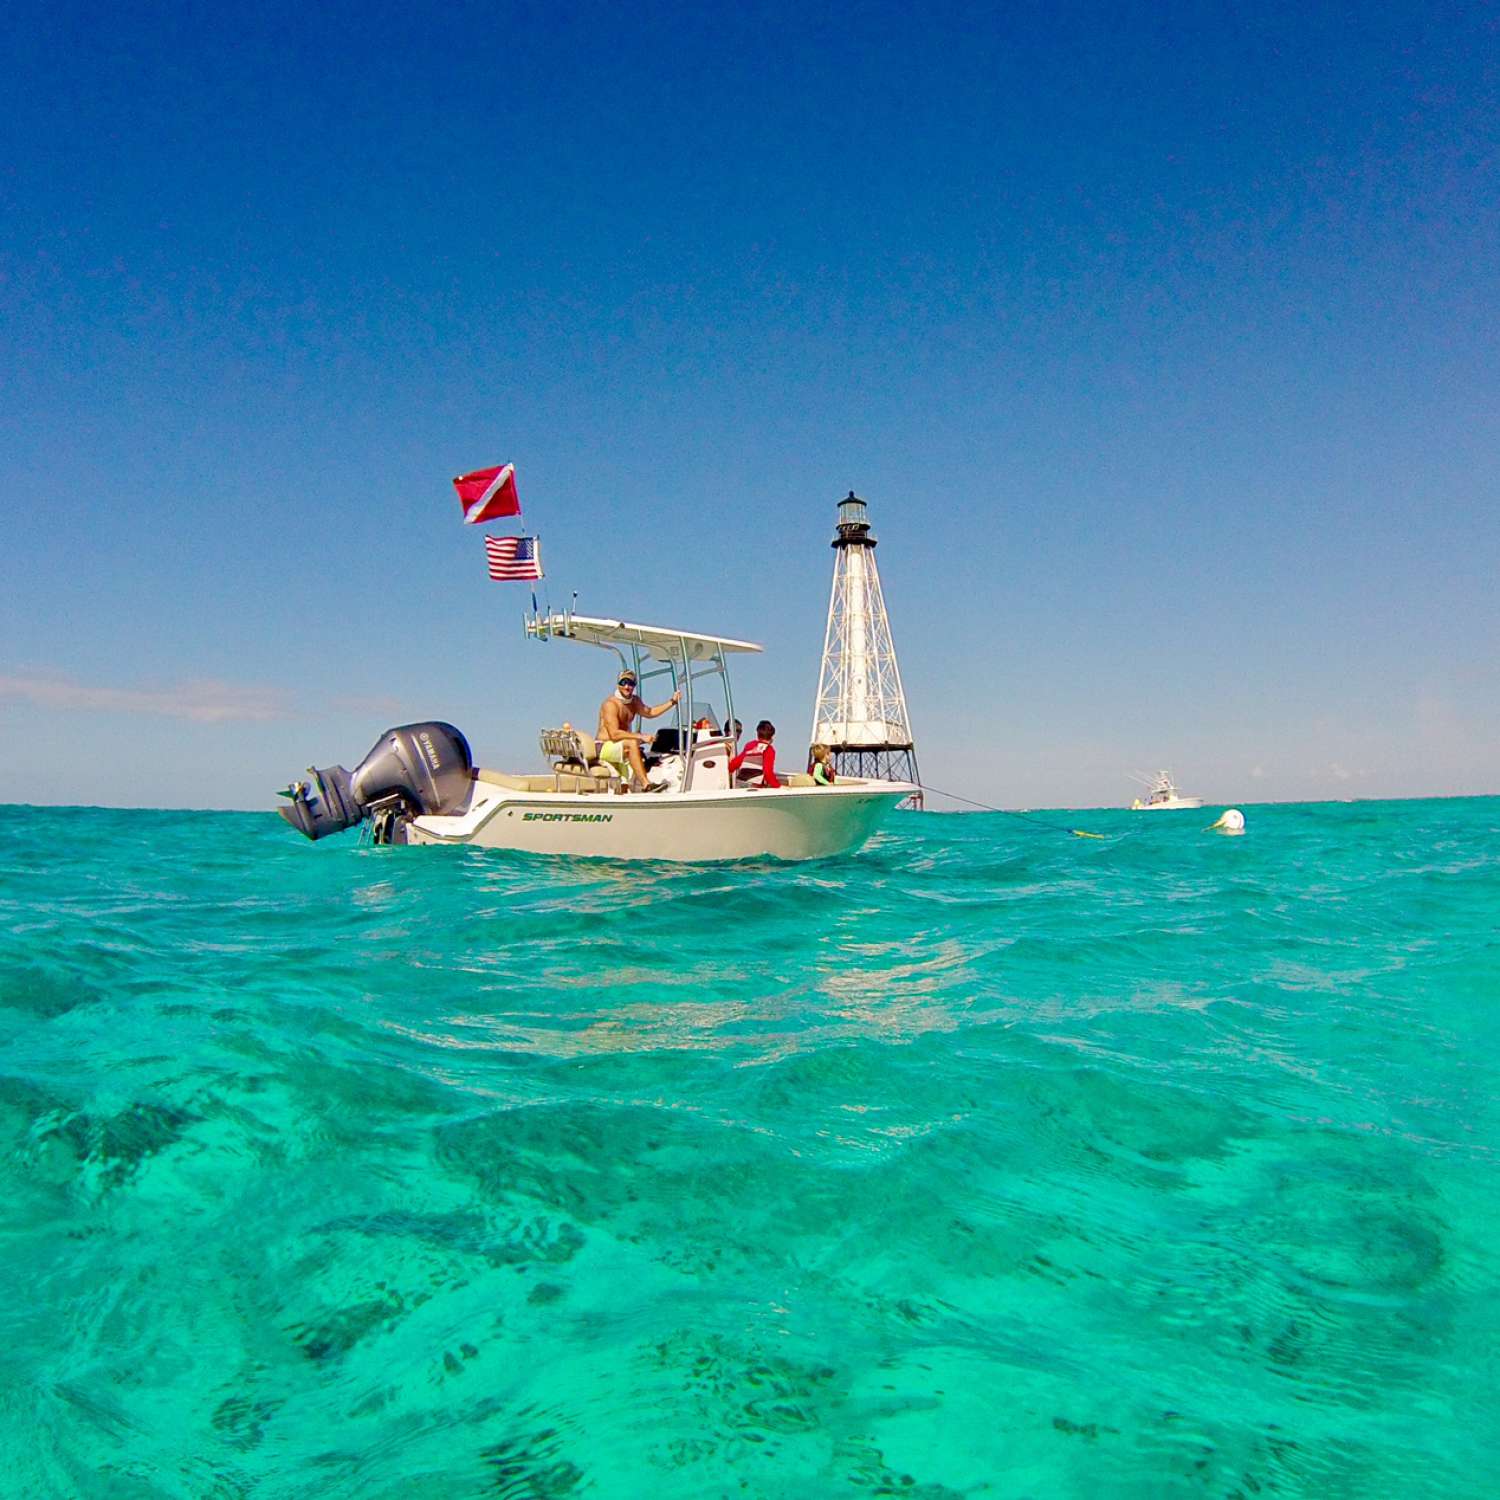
[919,782,1135,842]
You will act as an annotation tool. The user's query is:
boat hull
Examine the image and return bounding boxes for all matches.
[1132,796,1204,811]
[406,780,912,861]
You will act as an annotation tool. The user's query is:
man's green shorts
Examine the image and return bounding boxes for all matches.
[599,740,629,774]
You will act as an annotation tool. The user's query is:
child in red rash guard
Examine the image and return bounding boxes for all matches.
[730,720,780,788]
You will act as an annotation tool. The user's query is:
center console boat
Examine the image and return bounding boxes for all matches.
[277,612,914,862]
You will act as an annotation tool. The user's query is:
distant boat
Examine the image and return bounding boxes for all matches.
[1130,770,1203,811]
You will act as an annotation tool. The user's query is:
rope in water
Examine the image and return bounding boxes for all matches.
[919,782,1125,841]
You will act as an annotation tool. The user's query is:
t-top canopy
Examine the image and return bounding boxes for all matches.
[527,612,762,663]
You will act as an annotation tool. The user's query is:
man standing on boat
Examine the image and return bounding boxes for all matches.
[597,669,681,791]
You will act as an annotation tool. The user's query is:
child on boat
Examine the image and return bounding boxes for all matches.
[810,744,836,785]
[730,721,780,788]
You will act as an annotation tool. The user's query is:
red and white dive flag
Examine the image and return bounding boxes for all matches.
[485,534,542,581]
[453,463,520,525]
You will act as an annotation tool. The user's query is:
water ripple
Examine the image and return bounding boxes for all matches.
[1,798,1497,1496]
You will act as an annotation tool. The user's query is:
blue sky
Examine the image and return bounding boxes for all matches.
[3,0,1496,809]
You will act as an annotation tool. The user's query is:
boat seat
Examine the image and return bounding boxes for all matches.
[538,726,623,791]
[784,773,816,788]
[474,769,562,793]
[475,768,616,795]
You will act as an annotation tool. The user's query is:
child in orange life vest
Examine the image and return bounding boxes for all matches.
[729,720,780,788]
[810,743,836,785]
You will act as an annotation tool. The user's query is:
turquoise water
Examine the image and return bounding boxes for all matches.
[2,799,1497,1498]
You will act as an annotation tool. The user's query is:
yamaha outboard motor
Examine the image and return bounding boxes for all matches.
[278,722,474,843]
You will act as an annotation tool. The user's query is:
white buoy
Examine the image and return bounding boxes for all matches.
[1207,808,1245,835]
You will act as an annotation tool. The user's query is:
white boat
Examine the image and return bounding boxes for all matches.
[1130,770,1203,811]
[278,612,915,862]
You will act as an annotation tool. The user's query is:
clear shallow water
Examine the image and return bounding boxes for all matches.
[1,799,1496,1499]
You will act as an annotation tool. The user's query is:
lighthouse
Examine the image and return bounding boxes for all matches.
[810,491,922,802]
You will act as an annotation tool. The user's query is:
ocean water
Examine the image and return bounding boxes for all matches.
[1,798,1496,1499]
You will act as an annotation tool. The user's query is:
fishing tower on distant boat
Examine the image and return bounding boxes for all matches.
[810,492,922,805]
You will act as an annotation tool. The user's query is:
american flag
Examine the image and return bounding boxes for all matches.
[484,534,543,581]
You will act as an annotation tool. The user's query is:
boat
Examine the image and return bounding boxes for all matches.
[276,611,916,861]
[1130,770,1203,811]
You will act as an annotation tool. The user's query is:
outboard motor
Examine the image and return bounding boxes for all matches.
[277,722,474,843]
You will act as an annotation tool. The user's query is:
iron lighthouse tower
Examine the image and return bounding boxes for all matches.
[810,491,922,799]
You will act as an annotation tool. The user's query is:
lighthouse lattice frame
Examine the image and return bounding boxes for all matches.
[810,492,922,803]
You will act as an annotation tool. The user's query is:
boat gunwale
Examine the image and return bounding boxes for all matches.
[411,779,916,844]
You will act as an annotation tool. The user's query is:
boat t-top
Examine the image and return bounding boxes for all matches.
[277,610,916,861]
[1130,770,1203,811]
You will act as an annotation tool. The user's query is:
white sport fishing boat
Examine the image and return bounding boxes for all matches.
[1130,770,1203,811]
[278,611,915,861]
